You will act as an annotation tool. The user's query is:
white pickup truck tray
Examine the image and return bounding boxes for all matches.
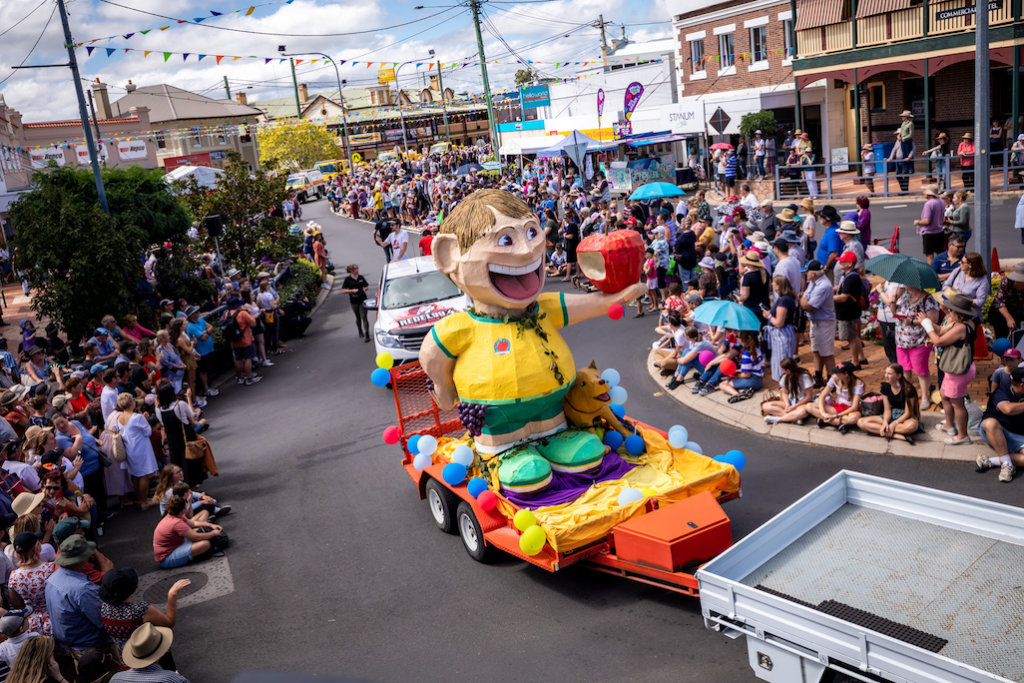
[697,471,1024,683]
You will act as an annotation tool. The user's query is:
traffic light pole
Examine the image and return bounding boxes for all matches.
[470,0,500,169]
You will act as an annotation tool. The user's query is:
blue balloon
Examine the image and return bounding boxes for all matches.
[684,441,703,455]
[714,450,746,471]
[668,425,688,449]
[407,435,421,454]
[624,434,645,455]
[442,462,468,486]
[603,430,624,451]
[992,338,1012,355]
[371,368,391,387]
[467,477,489,498]
[609,386,628,405]
[601,368,621,387]
[668,425,688,441]
[413,452,432,471]
[610,403,625,420]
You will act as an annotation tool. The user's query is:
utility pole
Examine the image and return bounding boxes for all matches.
[85,92,102,154]
[223,76,232,100]
[598,14,609,70]
[470,0,500,167]
[290,58,302,118]
[974,0,991,270]
[55,0,108,213]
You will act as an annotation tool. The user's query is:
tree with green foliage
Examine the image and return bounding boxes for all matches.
[257,120,341,170]
[514,69,537,87]
[8,165,191,340]
[739,110,778,139]
[175,152,290,270]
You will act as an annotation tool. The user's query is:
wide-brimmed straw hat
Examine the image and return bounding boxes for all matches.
[962,132,974,140]
[899,110,914,118]
[923,184,940,197]
[800,198,815,212]
[121,623,174,669]
[837,220,860,235]
[739,253,765,269]
[778,208,798,223]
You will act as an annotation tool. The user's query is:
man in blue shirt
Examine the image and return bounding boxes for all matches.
[86,328,117,367]
[800,260,836,386]
[814,206,844,280]
[185,307,219,398]
[45,535,109,653]
[932,234,966,282]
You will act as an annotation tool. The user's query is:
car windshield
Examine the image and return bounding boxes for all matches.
[430,143,447,155]
[318,163,336,175]
[381,271,461,309]
[286,174,304,186]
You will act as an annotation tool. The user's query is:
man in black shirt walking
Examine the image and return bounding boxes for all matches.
[341,264,371,343]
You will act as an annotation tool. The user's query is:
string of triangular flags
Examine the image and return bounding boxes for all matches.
[72,0,296,47]
[81,45,660,71]
[687,48,795,69]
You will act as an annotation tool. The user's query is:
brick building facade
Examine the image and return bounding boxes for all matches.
[670,0,843,161]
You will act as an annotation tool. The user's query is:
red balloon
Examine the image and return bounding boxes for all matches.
[720,359,737,377]
[608,303,625,320]
[382,425,401,445]
[477,490,498,511]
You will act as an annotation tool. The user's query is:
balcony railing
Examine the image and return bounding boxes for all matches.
[795,1,1017,57]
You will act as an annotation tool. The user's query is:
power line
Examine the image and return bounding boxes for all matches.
[94,0,457,38]
[0,2,59,87]
[0,0,48,39]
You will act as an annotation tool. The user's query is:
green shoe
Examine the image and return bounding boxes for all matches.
[496,446,552,495]
[536,430,607,474]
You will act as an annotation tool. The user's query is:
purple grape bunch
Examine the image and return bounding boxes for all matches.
[457,402,487,437]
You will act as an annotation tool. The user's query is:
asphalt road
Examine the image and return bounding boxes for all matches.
[102,200,1023,683]
[817,194,1022,262]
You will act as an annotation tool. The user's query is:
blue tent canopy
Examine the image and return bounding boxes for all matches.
[536,131,601,159]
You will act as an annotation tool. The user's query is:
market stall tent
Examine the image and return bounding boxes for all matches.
[163,165,224,191]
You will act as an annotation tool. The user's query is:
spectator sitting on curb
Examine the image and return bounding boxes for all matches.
[153,496,223,570]
[0,607,40,674]
[52,517,112,585]
[807,362,865,434]
[857,363,920,444]
[762,358,816,425]
[665,327,718,390]
[990,348,1022,393]
[100,568,190,671]
[975,366,1024,483]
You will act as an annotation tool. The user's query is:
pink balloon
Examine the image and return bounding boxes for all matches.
[478,490,498,511]
[698,350,715,367]
[382,425,400,445]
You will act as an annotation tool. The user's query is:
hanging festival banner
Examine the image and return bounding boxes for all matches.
[623,82,644,120]
[31,146,66,168]
[597,89,605,118]
[118,140,149,160]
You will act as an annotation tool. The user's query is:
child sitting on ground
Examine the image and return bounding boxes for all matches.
[666,327,718,390]
[762,358,817,424]
[807,361,865,434]
[989,348,1021,394]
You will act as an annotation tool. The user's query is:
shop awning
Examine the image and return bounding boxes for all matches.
[497,135,558,155]
[855,0,912,18]
[626,133,688,147]
[794,0,847,30]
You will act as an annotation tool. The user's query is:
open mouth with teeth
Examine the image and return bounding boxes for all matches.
[488,257,544,301]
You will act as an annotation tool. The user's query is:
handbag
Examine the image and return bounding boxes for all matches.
[760,390,780,416]
[860,392,884,417]
[185,436,211,461]
[263,310,276,325]
[107,419,128,463]
[937,323,974,375]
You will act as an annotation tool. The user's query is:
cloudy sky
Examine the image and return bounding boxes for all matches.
[0,0,684,122]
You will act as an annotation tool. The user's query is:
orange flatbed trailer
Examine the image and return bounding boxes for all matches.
[390,362,740,597]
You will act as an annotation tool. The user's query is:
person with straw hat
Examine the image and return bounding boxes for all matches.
[914,184,947,265]
[111,622,187,681]
[919,292,979,447]
[958,132,976,189]
[738,252,770,325]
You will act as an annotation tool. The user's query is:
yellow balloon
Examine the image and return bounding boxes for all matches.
[642,488,658,498]
[513,509,537,531]
[519,525,546,555]
[375,352,394,370]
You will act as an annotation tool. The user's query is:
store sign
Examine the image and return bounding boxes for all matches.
[659,103,706,135]
[74,144,108,165]
[612,121,632,137]
[164,152,212,171]
[30,146,65,168]
[520,84,550,110]
[937,0,1001,19]
[378,68,396,84]
[118,140,148,160]
[350,133,381,145]
[602,156,675,192]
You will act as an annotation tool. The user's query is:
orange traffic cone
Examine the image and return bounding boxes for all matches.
[974,325,991,360]
[992,247,1001,274]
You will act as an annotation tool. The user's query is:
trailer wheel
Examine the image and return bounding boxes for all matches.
[456,501,490,562]
[425,478,457,534]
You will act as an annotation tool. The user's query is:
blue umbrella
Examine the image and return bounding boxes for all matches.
[455,163,483,176]
[628,182,685,200]
[692,300,761,331]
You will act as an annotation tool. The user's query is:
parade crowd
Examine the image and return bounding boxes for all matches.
[318,145,1024,487]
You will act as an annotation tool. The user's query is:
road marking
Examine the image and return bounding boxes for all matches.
[883,204,908,209]
[137,555,234,609]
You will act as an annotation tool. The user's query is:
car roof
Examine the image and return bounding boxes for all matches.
[383,256,437,279]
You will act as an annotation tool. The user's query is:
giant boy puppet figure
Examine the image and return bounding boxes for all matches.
[420,190,644,495]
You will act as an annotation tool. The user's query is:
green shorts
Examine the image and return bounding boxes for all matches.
[466,380,574,438]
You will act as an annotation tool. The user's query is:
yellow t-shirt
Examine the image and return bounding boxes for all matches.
[431,292,574,403]
[373,192,384,210]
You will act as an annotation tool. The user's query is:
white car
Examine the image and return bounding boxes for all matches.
[367,256,469,364]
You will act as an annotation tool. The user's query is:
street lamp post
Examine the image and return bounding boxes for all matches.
[279,47,354,171]
[396,56,433,155]
[429,49,451,143]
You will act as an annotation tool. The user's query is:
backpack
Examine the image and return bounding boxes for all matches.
[221,309,243,343]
